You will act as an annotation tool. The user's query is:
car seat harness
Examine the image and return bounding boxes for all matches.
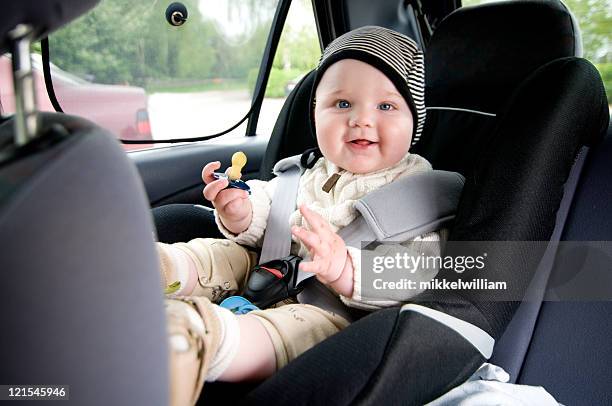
[235,152,465,310]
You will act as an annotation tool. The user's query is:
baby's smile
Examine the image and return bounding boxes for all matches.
[347,138,378,151]
[349,139,376,145]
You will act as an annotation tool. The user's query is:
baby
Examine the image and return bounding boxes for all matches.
[159,26,442,405]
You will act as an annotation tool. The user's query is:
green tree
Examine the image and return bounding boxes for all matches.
[50,0,219,85]
[51,0,149,84]
[564,0,611,62]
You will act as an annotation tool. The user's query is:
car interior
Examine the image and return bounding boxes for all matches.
[1,0,611,405]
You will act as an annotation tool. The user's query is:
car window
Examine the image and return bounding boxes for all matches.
[45,0,281,151]
[256,0,320,137]
[462,0,611,107]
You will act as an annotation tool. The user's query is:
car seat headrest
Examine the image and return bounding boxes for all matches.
[426,0,581,113]
[259,70,318,180]
[0,0,100,54]
[0,112,168,404]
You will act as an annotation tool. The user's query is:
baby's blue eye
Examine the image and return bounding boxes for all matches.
[379,103,393,111]
[336,100,351,109]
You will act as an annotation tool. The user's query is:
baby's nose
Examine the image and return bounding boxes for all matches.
[348,108,375,128]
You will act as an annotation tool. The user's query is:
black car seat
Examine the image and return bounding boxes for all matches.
[257,70,317,181]
[199,1,609,404]
[0,1,168,404]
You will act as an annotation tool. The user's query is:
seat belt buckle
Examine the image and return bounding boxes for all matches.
[242,255,303,309]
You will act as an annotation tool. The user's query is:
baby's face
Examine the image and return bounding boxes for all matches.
[314,59,413,174]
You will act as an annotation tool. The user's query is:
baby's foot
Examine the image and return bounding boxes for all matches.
[166,296,241,405]
[166,297,221,405]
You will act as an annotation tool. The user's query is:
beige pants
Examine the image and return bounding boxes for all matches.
[158,238,258,301]
[162,238,350,404]
[166,297,221,406]
[248,303,350,369]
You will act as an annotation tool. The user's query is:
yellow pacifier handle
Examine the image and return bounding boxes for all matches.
[227,151,247,180]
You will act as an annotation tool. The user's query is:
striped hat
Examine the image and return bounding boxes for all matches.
[311,26,426,146]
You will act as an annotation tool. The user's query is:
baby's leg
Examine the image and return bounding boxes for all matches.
[166,296,276,406]
[206,304,351,381]
[166,299,350,405]
[217,314,276,381]
[208,304,351,382]
[158,238,257,301]
[239,304,351,371]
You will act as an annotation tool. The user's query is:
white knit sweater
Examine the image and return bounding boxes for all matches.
[215,152,444,309]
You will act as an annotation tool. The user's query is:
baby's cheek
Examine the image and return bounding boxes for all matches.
[383,135,410,156]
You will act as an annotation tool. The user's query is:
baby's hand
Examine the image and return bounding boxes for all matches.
[202,161,252,234]
[291,205,354,296]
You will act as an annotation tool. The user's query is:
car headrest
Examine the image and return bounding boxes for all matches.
[426,0,581,113]
[0,0,100,54]
[259,70,318,180]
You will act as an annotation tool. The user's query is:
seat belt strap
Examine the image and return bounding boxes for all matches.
[258,163,302,264]
[257,154,464,319]
[490,146,589,382]
[260,156,465,286]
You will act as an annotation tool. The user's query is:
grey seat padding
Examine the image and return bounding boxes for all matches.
[352,170,464,243]
[0,113,167,405]
[270,154,464,255]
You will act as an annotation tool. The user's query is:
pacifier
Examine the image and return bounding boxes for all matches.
[212,151,251,194]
